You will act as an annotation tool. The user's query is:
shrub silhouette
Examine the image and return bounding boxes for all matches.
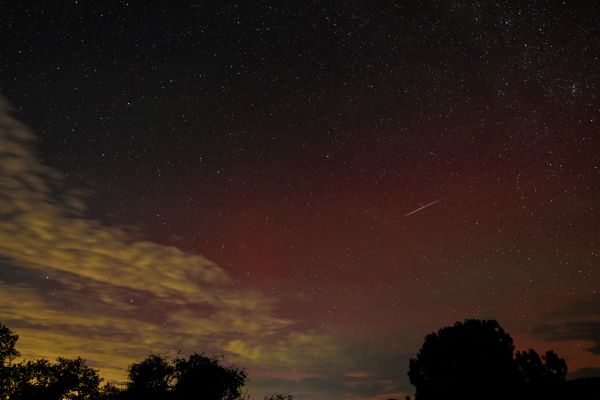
[408,319,568,400]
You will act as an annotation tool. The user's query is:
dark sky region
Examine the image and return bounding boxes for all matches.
[1,1,600,399]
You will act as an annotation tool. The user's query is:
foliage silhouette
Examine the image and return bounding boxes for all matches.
[172,353,246,400]
[125,353,246,400]
[408,319,519,400]
[0,323,20,400]
[126,354,174,400]
[100,383,127,400]
[0,320,584,400]
[263,394,294,400]
[1,323,103,400]
[0,323,248,400]
[0,323,19,364]
[515,349,567,384]
[408,319,569,400]
[11,357,102,400]
[515,349,567,398]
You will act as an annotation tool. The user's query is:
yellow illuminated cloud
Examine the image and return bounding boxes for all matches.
[0,97,343,384]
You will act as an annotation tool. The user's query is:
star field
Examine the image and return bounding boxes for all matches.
[1,2,600,399]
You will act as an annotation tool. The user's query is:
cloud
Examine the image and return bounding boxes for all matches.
[532,321,600,355]
[530,296,600,358]
[545,297,600,320]
[569,367,600,379]
[0,98,342,387]
[345,370,371,378]
[0,97,418,399]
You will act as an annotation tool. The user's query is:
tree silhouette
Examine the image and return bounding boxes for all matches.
[1,323,104,400]
[173,354,246,400]
[0,323,19,364]
[0,322,252,400]
[100,383,127,400]
[54,357,103,400]
[263,393,294,400]
[0,323,20,400]
[516,349,567,384]
[515,349,567,398]
[408,319,569,400]
[11,357,102,400]
[408,319,520,400]
[126,354,174,400]
[125,353,246,400]
[0,320,577,400]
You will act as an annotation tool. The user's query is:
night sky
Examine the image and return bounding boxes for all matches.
[1,1,600,399]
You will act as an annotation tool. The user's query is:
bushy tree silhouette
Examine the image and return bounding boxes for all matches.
[0,320,577,400]
[126,354,174,400]
[0,323,19,364]
[263,394,294,400]
[2,323,101,400]
[408,319,569,400]
[173,354,246,400]
[408,319,519,400]
[515,349,567,384]
[515,349,567,398]
[125,353,246,400]
[100,383,127,400]
[0,322,250,400]
[11,357,102,400]
[0,323,20,400]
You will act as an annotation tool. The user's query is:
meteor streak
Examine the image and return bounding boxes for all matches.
[404,199,440,216]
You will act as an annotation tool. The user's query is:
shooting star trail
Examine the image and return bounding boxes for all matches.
[404,199,440,217]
